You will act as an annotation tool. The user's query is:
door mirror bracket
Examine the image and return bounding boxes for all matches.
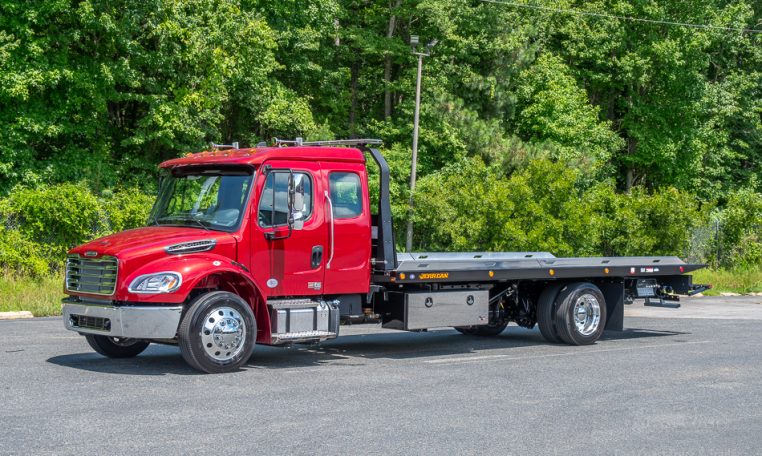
[263,169,306,241]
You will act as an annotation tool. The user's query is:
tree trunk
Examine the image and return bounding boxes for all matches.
[625,137,637,192]
[384,0,401,120]
[625,168,634,192]
[349,60,359,136]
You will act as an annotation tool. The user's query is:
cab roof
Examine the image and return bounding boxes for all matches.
[160,146,366,169]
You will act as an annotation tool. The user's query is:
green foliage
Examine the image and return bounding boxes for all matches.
[0,0,314,191]
[586,185,703,257]
[691,268,762,295]
[102,187,155,233]
[0,227,50,277]
[0,0,759,278]
[0,184,152,276]
[0,272,63,316]
[0,183,103,259]
[712,184,762,270]
[414,158,702,257]
[514,54,623,174]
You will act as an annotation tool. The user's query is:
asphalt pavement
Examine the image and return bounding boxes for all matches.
[1,296,762,455]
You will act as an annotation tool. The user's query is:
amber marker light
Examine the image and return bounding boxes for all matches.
[549,269,555,276]
[399,273,406,280]
[489,271,494,278]
[604,268,610,274]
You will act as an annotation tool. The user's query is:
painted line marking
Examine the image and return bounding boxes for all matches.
[424,340,712,365]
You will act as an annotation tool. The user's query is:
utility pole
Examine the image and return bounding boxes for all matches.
[406,36,438,252]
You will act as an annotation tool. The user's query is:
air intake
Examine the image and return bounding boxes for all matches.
[165,239,217,254]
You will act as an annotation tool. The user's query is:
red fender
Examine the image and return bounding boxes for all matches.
[117,254,271,343]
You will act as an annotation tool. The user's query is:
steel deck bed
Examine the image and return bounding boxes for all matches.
[386,252,703,283]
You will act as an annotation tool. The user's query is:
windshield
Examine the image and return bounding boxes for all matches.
[148,169,254,232]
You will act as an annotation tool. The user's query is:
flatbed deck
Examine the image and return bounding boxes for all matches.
[385,252,703,283]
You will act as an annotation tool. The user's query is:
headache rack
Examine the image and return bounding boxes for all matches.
[273,138,383,147]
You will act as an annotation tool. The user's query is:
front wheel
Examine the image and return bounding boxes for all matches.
[454,322,508,336]
[85,335,150,358]
[178,291,256,374]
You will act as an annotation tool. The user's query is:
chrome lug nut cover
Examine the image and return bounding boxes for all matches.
[200,307,246,361]
[573,294,601,336]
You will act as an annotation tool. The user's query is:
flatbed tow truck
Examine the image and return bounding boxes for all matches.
[62,139,708,373]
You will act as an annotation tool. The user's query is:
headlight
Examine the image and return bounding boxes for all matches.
[128,272,182,294]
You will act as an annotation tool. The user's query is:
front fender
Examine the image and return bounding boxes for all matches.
[116,253,261,304]
[116,254,272,343]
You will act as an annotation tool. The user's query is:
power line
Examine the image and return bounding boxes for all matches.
[480,0,762,34]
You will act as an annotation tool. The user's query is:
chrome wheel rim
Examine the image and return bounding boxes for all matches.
[200,306,246,362]
[573,294,601,336]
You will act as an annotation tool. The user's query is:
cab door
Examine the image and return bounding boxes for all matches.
[320,162,371,295]
[250,161,326,297]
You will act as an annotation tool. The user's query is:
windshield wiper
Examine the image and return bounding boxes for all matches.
[156,215,211,231]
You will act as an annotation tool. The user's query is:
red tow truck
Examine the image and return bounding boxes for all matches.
[62,139,708,373]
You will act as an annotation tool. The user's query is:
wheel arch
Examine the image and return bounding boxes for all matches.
[185,270,271,344]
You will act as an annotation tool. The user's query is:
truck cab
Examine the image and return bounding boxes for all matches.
[62,139,706,373]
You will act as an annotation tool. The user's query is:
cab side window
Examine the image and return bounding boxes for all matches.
[258,172,312,227]
[329,172,362,219]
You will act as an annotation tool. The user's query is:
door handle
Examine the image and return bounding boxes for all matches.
[311,245,323,269]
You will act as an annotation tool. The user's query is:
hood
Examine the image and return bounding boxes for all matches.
[69,226,237,261]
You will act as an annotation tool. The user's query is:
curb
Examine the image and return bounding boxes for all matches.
[0,311,34,320]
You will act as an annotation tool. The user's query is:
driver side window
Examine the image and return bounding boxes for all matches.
[258,172,312,227]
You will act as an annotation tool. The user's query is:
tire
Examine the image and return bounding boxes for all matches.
[454,322,508,336]
[537,283,565,343]
[178,291,256,374]
[554,282,607,346]
[85,335,150,358]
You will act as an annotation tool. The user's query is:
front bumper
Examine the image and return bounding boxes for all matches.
[62,300,183,339]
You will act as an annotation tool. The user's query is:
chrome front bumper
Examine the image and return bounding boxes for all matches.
[62,302,183,339]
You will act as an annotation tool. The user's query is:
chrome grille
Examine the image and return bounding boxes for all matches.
[66,254,118,295]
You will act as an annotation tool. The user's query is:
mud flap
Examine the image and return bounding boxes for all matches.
[599,280,624,331]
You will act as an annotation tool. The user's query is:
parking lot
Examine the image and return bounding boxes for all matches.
[2,296,762,455]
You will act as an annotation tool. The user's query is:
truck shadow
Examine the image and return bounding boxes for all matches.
[46,326,688,375]
[46,345,200,376]
[250,326,689,370]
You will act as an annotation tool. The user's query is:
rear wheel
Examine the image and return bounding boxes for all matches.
[85,335,149,358]
[178,291,256,374]
[554,282,607,345]
[454,321,508,336]
[537,283,565,343]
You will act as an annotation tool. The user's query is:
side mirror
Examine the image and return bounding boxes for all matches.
[288,173,306,231]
